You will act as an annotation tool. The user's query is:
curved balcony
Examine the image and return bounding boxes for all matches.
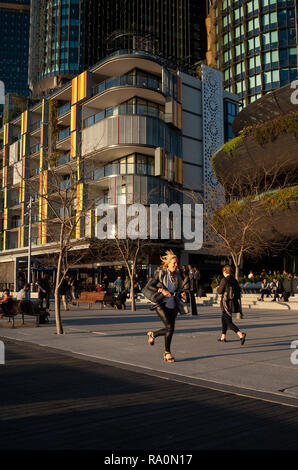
[87,71,164,110]
[83,101,165,129]
[81,114,182,166]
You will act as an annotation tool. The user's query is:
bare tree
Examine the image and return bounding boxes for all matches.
[90,236,150,312]
[184,161,297,280]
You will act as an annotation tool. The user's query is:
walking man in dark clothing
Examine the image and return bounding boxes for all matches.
[193,266,200,297]
[38,273,50,309]
[217,265,246,344]
[187,265,198,315]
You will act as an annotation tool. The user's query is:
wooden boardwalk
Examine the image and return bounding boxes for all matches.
[1,337,298,451]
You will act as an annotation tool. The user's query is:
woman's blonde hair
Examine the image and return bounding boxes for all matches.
[160,250,178,270]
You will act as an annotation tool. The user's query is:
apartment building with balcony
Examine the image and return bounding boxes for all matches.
[0,51,238,288]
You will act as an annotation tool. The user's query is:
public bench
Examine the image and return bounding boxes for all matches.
[76,291,107,308]
[0,299,49,328]
[18,300,50,326]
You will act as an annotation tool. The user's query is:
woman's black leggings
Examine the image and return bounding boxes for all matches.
[221,312,239,335]
[154,305,177,353]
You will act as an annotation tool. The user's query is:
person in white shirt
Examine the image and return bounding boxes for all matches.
[16,284,30,301]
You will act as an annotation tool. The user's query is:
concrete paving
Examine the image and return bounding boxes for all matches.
[1,303,298,406]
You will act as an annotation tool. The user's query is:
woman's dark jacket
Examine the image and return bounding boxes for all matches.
[142,269,188,308]
[217,275,241,314]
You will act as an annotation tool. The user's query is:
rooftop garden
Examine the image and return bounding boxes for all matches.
[211,111,298,168]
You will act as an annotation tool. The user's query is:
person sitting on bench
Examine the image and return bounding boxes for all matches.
[16,283,31,301]
[258,279,271,301]
[271,278,284,301]
[0,289,14,318]
[114,289,128,310]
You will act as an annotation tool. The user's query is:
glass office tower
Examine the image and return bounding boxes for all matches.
[0,0,30,97]
[29,0,84,96]
[84,0,207,71]
[206,0,298,107]
[29,0,207,96]
[0,0,30,126]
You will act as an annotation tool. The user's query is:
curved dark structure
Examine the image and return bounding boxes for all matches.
[213,83,298,192]
[212,84,298,251]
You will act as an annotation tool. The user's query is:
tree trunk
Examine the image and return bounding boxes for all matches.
[54,288,63,334]
[54,250,64,335]
[130,283,135,312]
[235,264,240,280]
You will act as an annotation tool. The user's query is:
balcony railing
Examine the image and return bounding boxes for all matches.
[57,153,70,166]
[29,168,40,177]
[11,219,22,229]
[10,198,20,206]
[84,103,164,129]
[30,143,40,155]
[58,102,71,116]
[31,120,42,132]
[92,73,162,98]
[57,127,70,142]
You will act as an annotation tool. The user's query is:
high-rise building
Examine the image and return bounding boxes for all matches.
[0,0,30,126]
[28,0,207,96]
[28,0,84,96]
[0,50,237,288]
[206,0,298,107]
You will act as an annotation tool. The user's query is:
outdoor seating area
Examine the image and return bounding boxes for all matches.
[75,291,114,309]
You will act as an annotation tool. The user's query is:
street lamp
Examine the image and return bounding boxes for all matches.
[26,196,33,298]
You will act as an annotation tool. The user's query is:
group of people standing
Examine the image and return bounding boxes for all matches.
[143,251,246,363]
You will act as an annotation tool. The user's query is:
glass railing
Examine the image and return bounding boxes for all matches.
[29,168,40,177]
[30,143,40,155]
[92,162,154,181]
[11,219,22,229]
[57,153,70,166]
[92,73,162,97]
[31,120,42,132]
[57,127,70,141]
[10,198,20,206]
[84,104,164,128]
[58,102,71,116]
[59,179,71,190]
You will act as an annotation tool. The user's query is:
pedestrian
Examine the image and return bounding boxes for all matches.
[124,275,131,294]
[114,276,123,295]
[187,264,198,315]
[38,273,50,309]
[114,289,128,310]
[193,266,201,296]
[102,274,109,291]
[59,276,70,311]
[217,265,246,344]
[181,265,188,276]
[142,250,187,362]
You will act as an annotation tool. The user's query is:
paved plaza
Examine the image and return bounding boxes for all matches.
[1,302,298,405]
[1,303,298,452]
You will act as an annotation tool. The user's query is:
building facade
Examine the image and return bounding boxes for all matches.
[0,51,237,289]
[29,0,207,96]
[206,0,298,108]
